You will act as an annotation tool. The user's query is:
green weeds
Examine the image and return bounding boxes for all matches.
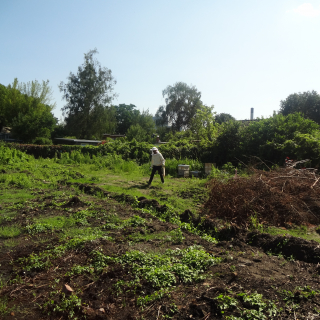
[97,245,220,289]
[213,291,280,320]
[0,226,21,238]
[280,285,319,303]
[0,296,15,317]
[42,292,82,319]
[137,288,172,308]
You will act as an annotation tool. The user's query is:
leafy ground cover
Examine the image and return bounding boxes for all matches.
[2,147,320,319]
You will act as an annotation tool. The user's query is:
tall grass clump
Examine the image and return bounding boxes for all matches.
[57,151,93,165]
[0,174,33,189]
[0,226,21,238]
[0,145,33,165]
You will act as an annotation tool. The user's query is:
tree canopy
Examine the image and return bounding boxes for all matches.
[16,79,56,110]
[114,104,140,135]
[155,82,202,131]
[0,79,57,142]
[279,90,320,124]
[189,105,218,141]
[59,48,117,139]
[114,104,155,141]
[215,113,235,124]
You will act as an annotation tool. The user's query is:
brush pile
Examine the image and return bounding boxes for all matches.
[204,160,320,227]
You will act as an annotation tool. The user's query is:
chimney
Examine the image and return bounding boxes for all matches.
[250,108,254,120]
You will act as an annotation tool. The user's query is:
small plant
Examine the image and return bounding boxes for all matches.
[214,293,238,313]
[249,213,263,231]
[169,228,184,244]
[137,288,171,308]
[26,222,53,235]
[0,296,15,316]
[43,292,82,319]
[66,265,93,276]
[126,215,147,227]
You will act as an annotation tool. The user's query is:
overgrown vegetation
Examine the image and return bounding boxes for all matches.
[2,143,320,319]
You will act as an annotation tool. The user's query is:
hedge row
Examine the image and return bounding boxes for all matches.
[2,140,154,164]
[2,139,213,165]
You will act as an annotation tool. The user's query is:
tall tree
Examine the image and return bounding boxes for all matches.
[155,82,202,131]
[279,91,320,124]
[59,49,117,139]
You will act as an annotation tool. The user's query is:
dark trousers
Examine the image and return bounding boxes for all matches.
[148,166,164,184]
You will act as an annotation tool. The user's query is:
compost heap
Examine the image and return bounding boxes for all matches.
[204,163,320,227]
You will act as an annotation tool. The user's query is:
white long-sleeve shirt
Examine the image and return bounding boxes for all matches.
[151,152,165,166]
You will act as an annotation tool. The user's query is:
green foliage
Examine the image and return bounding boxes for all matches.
[189,105,218,141]
[218,291,279,320]
[32,137,53,145]
[156,82,203,131]
[0,79,57,142]
[94,245,220,289]
[53,293,82,319]
[215,120,242,165]
[0,296,15,316]
[0,173,33,189]
[168,228,184,244]
[25,211,94,235]
[280,285,319,303]
[43,292,82,319]
[239,113,319,164]
[125,215,147,227]
[137,288,171,307]
[114,104,155,139]
[214,293,238,311]
[280,90,320,124]
[0,226,21,238]
[0,145,33,165]
[126,125,152,143]
[215,113,236,124]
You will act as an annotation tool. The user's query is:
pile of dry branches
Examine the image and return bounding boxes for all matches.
[204,161,320,227]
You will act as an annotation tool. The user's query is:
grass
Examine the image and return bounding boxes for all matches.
[60,226,106,240]
[3,238,19,247]
[0,189,35,204]
[265,225,320,243]
[0,226,21,238]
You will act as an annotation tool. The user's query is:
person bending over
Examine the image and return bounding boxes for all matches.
[148,147,165,185]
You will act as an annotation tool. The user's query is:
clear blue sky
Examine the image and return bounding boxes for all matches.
[1,0,320,121]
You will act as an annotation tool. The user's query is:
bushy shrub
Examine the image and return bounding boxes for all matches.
[32,137,53,145]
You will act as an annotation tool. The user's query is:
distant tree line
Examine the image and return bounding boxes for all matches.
[1,47,320,154]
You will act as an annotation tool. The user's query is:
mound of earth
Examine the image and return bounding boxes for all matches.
[204,167,320,227]
[63,196,86,207]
